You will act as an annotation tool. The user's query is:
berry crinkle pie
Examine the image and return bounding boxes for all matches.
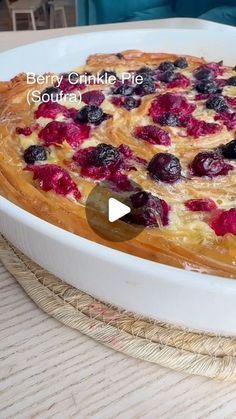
[0,50,236,278]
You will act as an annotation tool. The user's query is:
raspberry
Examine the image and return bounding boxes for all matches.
[16,127,32,136]
[149,93,195,121]
[167,74,191,89]
[226,97,236,109]
[118,144,147,165]
[35,101,70,119]
[184,117,222,138]
[26,164,81,199]
[60,75,86,93]
[111,96,124,107]
[205,62,224,76]
[110,173,134,192]
[210,208,236,236]
[214,112,236,130]
[134,125,171,146]
[195,93,211,101]
[39,121,90,148]
[185,198,217,212]
[81,90,105,106]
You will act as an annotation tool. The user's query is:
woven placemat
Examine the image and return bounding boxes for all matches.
[1,235,236,381]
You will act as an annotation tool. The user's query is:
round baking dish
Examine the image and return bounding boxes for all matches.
[1,26,236,335]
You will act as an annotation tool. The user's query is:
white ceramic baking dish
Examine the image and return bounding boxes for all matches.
[1,26,236,335]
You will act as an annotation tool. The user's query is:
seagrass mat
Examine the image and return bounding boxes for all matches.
[1,235,236,381]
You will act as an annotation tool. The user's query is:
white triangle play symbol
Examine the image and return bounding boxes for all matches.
[108,197,131,223]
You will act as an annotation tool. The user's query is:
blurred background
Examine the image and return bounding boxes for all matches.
[0,0,236,31]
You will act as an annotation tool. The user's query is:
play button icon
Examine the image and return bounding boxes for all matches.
[85,181,145,242]
[108,198,130,222]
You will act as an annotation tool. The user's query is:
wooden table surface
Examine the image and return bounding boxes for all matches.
[1,20,236,419]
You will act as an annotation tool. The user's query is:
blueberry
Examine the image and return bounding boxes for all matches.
[136,67,154,81]
[136,66,153,75]
[82,71,92,77]
[221,139,236,159]
[62,72,80,83]
[126,191,164,227]
[131,191,156,209]
[40,86,62,101]
[69,72,80,83]
[156,112,179,127]
[113,84,134,96]
[60,72,69,78]
[135,81,156,96]
[206,95,228,112]
[76,105,104,124]
[116,53,123,59]
[88,143,121,166]
[158,61,175,72]
[161,70,177,83]
[87,107,104,124]
[227,76,236,86]
[195,80,219,94]
[194,68,213,81]
[123,96,141,110]
[148,153,182,183]
[139,73,153,82]
[100,70,118,80]
[190,151,231,177]
[190,151,232,177]
[23,145,47,164]
[174,57,188,69]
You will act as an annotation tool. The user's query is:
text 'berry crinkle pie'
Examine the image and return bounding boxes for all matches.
[0,50,236,278]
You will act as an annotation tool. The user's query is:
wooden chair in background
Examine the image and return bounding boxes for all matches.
[48,0,71,28]
[5,0,48,30]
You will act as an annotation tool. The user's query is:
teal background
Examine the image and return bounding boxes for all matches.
[76,0,236,26]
